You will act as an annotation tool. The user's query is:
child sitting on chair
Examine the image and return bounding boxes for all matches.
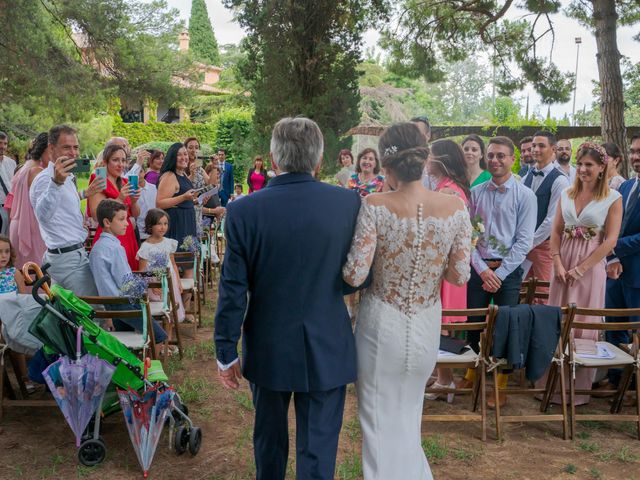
[89,199,167,344]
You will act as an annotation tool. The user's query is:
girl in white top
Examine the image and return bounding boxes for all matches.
[137,209,185,324]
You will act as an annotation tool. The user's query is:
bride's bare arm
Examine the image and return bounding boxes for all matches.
[443,206,472,286]
[343,199,377,287]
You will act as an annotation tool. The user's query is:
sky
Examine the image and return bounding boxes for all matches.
[166,0,640,121]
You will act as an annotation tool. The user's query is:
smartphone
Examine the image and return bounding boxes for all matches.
[95,167,107,180]
[128,174,139,194]
[71,157,91,174]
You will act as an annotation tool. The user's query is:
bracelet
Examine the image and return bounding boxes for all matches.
[51,177,64,186]
[552,253,560,257]
[574,266,584,277]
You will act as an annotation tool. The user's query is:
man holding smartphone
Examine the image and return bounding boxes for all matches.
[30,124,105,296]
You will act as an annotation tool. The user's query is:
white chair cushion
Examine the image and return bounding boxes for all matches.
[149,302,169,317]
[110,331,145,349]
[437,348,478,364]
[574,342,635,367]
[181,278,195,290]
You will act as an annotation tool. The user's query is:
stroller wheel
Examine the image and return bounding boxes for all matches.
[174,426,189,455]
[78,437,106,466]
[188,427,202,456]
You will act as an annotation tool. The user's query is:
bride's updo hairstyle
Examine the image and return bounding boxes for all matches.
[378,123,429,183]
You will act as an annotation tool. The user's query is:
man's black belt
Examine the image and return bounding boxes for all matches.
[48,243,84,255]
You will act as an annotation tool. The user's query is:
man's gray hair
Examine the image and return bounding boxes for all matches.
[270,117,323,173]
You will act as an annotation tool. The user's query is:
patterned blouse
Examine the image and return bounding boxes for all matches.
[0,267,17,294]
[348,174,385,197]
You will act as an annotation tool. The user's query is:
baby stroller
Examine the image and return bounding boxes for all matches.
[25,263,202,467]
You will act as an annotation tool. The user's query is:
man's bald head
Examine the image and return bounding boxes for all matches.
[106,137,131,156]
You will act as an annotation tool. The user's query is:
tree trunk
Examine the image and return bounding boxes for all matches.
[592,0,629,176]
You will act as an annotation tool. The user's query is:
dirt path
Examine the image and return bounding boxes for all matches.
[1,292,639,480]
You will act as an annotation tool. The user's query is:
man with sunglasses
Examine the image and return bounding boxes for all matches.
[463,136,537,407]
[522,131,570,299]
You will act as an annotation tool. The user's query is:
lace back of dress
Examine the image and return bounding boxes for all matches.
[406,203,425,315]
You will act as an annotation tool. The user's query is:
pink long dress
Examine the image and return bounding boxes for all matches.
[548,188,621,404]
[436,178,469,323]
[9,162,47,269]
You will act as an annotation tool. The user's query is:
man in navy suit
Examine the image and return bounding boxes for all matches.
[605,134,640,386]
[217,148,234,206]
[214,117,361,480]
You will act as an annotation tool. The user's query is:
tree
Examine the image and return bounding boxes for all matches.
[223,0,388,172]
[0,0,194,140]
[188,0,220,66]
[381,0,640,173]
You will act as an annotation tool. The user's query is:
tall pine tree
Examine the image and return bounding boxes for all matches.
[188,0,220,66]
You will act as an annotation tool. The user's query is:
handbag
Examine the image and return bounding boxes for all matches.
[439,334,468,355]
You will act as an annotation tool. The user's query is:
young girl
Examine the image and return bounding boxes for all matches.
[0,236,27,295]
[136,210,186,345]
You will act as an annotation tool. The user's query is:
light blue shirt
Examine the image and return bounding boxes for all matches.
[89,232,132,297]
[470,175,538,280]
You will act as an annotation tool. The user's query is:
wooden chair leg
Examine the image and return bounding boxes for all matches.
[558,363,569,440]
[613,366,633,414]
[635,366,640,440]
[493,371,502,441]
[196,286,202,328]
[570,364,576,439]
[481,365,487,442]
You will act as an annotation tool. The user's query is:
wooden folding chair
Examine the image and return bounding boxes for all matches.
[568,307,640,439]
[147,270,183,360]
[423,305,498,441]
[519,278,535,304]
[78,295,163,362]
[174,251,202,328]
[491,305,576,441]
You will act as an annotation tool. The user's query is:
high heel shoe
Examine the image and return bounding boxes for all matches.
[424,381,455,403]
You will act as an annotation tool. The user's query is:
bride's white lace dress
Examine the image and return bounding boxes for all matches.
[343,197,471,480]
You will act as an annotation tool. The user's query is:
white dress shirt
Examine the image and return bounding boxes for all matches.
[553,160,576,183]
[29,162,87,249]
[0,155,17,204]
[528,162,571,248]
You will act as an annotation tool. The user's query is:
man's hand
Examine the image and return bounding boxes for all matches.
[480,268,501,292]
[218,362,242,390]
[136,149,150,167]
[53,157,76,184]
[607,262,623,280]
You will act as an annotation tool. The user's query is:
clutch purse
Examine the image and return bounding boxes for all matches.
[439,335,468,355]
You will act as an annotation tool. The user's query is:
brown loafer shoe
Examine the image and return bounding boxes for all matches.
[488,392,507,409]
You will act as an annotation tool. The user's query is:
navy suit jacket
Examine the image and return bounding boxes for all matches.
[611,178,640,288]
[219,161,234,205]
[214,173,361,392]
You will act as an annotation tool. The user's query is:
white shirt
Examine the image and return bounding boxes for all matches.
[29,162,87,249]
[553,160,576,183]
[528,161,571,248]
[135,182,158,240]
[0,155,17,203]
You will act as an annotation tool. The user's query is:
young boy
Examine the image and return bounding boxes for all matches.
[231,184,245,201]
[89,199,167,342]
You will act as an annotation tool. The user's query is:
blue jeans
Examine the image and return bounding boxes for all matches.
[106,303,168,343]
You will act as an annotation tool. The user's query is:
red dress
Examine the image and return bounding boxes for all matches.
[88,174,139,270]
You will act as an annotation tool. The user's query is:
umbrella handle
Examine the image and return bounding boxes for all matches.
[143,357,151,382]
[76,326,83,361]
[22,262,54,300]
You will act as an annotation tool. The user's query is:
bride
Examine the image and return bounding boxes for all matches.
[343,123,471,479]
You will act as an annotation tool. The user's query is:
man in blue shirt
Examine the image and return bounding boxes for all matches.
[462,136,537,408]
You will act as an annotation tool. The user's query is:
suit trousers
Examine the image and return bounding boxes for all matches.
[605,277,640,386]
[525,240,552,304]
[466,266,523,352]
[250,383,346,480]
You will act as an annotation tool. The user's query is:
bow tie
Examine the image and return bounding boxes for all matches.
[488,183,506,193]
[532,170,544,177]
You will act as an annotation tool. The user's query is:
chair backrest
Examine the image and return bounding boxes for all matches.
[146,269,179,319]
[521,278,550,304]
[441,306,499,359]
[571,307,640,335]
[173,251,199,273]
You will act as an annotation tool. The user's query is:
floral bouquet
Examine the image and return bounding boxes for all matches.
[180,235,200,254]
[471,215,485,249]
[119,273,149,304]
[147,251,170,278]
[564,225,598,241]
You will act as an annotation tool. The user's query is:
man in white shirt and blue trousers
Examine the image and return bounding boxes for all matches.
[30,125,104,296]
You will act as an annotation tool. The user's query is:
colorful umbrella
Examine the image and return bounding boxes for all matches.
[118,359,175,478]
[43,327,116,447]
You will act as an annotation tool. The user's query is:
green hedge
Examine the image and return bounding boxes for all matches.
[112,118,217,147]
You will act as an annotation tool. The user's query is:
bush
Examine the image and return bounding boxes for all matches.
[112,117,217,148]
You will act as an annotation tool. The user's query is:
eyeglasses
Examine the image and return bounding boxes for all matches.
[486,153,511,161]
[630,149,640,155]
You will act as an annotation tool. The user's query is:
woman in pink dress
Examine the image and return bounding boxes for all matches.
[424,139,471,401]
[549,142,622,405]
[246,156,268,193]
[8,133,49,269]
